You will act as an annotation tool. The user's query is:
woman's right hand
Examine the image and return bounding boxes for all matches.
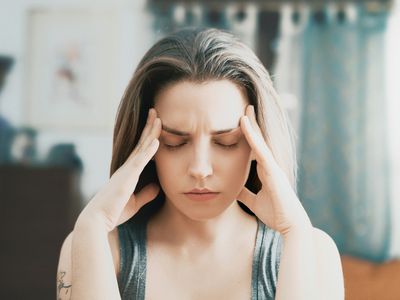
[76,108,161,232]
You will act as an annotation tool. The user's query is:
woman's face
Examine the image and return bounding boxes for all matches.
[153,80,253,221]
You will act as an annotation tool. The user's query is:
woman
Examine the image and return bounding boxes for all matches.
[57,28,344,299]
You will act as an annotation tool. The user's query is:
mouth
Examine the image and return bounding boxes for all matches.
[187,188,216,193]
[184,192,220,201]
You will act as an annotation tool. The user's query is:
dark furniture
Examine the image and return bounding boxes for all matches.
[0,164,83,299]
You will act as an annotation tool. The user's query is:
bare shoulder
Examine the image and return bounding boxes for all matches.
[313,228,342,266]
[313,228,341,257]
[56,228,121,299]
[312,228,345,299]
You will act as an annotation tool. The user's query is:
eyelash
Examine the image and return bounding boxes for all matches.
[164,142,239,151]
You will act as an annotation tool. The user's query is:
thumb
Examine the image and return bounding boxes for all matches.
[135,183,160,208]
[117,183,160,226]
[237,187,256,211]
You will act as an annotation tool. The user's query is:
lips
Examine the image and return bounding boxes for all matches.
[184,191,220,201]
[184,188,219,201]
[186,188,216,194]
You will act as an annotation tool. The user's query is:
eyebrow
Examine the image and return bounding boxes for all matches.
[161,125,240,136]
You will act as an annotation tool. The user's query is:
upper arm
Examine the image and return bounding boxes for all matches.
[313,228,345,299]
[56,229,121,299]
[57,232,73,300]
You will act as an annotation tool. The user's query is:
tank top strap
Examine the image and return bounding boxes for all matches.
[252,218,283,299]
[117,218,147,300]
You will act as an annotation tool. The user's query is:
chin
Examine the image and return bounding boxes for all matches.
[168,194,238,221]
[183,210,226,222]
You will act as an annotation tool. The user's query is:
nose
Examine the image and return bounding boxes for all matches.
[187,139,213,180]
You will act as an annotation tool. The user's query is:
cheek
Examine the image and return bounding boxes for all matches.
[153,151,181,193]
[154,149,181,170]
[217,147,252,181]
[213,141,252,189]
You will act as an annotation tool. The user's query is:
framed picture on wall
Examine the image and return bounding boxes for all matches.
[26,7,119,130]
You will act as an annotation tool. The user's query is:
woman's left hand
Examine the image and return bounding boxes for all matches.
[237,105,312,235]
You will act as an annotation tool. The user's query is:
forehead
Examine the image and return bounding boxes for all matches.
[154,80,248,135]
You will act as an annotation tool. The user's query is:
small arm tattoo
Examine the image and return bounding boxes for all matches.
[57,271,72,299]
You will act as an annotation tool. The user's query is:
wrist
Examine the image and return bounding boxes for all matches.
[74,210,109,233]
[282,223,314,239]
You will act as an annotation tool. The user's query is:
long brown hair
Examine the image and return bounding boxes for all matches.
[110,28,297,222]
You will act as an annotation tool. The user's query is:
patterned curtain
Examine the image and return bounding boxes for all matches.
[275,3,391,262]
[150,3,258,51]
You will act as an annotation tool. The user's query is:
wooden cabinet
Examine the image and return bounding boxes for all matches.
[0,164,83,299]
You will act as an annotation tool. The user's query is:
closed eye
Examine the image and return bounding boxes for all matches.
[218,142,239,149]
[164,142,239,151]
[164,143,186,150]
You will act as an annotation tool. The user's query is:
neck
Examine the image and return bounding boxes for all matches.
[148,198,256,253]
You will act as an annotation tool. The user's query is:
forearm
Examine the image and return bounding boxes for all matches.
[275,225,320,300]
[71,216,121,300]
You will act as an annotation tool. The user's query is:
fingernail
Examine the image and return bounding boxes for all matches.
[148,109,153,118]
[149,109,156,120]
[151,138,159,147]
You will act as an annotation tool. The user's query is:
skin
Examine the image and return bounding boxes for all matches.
[149,80,257,251]
[143,80,259,299]
[59,96,162,299]
[147,79,319,299]
[56,79,344,299]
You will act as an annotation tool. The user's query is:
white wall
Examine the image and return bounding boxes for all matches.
[0,0,156,201]
[385,0,400,258]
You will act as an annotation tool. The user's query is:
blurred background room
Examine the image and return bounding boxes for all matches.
[0,0,399,299]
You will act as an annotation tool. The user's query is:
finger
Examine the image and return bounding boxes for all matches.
[117,183,160,226]
[247,105,275,160]
[246,105,263,138]
[240,114,271,166]
[115,113,160,199]
[129,137,159,172]
[136,108,157,151]
[141,117,161,149]
[100,137,158,225]
[243,105,278,166]
[246,105,262,161]
[236,187,256,211]
[126,115,160,164]
[135,183,160,207]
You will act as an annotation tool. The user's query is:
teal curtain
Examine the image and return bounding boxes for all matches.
[297,6,391,262]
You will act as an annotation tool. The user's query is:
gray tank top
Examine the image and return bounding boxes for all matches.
[117,217,283,299]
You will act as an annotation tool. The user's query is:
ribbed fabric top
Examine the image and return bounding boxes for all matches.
[117,216,283,300]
